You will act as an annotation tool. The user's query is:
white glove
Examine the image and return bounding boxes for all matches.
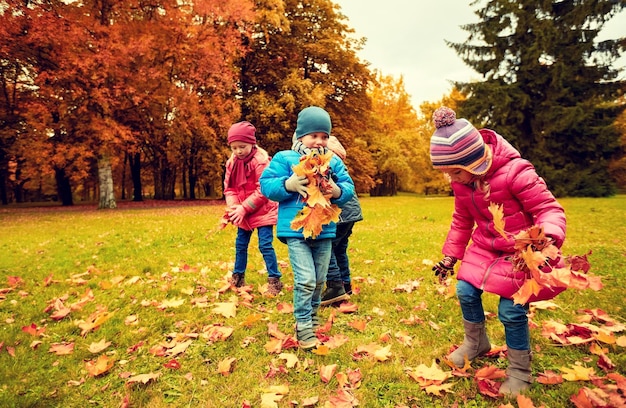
[228,205,246,226]
[285,174,309,197]
[328,178,341,198]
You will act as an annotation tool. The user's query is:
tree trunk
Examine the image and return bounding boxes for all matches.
[0,166,7,205]
[98,155,117,209]
[121,152,127,200]
[54,167,73,206]
[129,152,143,201]
[369,171,398,196]
[154,161,176,200]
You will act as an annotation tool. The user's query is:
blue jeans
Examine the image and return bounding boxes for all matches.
[233,226,280,279]
[286,238,332,324]
[327,222,355,283]
[456,279,530,350]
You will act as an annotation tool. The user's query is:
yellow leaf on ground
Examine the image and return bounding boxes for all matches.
[217,357,236,376]
[560,364,595,381]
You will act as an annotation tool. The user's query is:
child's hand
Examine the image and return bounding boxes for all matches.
[228,205,246,225]
[285,174,309,197]
[433,256,457,283]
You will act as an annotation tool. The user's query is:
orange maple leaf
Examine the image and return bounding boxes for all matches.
[348,319,367,332]
[290,151,342,239]
[536,370,563,385]
[85,354,114,377]
[512,278,544,305]
[217,357,236,376]
[49,342,75,356]
[290,203,341,239]
[21,323,46,336]
[488,202,508,240]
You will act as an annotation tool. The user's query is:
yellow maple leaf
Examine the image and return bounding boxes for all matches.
[488,202,508,240]
[212,302,237,318]
[85,354,114,377]
[217,357,236,376]
[560,364,595,381]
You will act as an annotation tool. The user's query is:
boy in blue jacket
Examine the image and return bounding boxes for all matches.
[260,106,355,349]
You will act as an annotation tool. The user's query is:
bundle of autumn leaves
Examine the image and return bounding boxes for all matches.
[221,151,341,238]
[488,203,601,304]
[289,151,341,239]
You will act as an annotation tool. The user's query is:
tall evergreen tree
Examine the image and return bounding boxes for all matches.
[449,0,625,196]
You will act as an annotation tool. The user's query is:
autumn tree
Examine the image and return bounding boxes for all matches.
[362,72,423,196]
[450,0,625,196]
[238,0,375,193]
[1,0,253,205]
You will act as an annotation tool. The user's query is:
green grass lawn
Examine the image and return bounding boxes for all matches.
[0,195,624,408]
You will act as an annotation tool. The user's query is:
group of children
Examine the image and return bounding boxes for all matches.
[222,105,567,395]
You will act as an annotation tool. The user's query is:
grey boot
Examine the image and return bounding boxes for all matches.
[448,319,492,367]
[500,349,533,395]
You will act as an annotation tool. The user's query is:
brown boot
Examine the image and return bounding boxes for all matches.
[448,319,492,367]
[229,273,245,288]
[266,277,283,296]
[500,349,533,395]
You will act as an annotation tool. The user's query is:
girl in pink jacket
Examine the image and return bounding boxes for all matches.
[224,121,282,295]
[429,107,566,395]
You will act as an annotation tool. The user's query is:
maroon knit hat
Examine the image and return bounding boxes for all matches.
[227,121,256,145]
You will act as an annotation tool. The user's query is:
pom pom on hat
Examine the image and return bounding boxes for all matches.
[294,106,331,139]
[227,121,256,145]
[429,107,491,176]
[433,106,457,128]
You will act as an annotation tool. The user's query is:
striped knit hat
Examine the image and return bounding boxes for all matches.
[429,107,491,175]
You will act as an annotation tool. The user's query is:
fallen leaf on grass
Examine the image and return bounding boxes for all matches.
[276,302,294,314]
[75,307,114,336]
[424,382,454,396]
[311,344,330,356]
[22,323,46,336]
[217,357,236,376]
[88,338,111,354]
[405,361,452,386]
[324,334,349,350]
[277,353,299,368]
[348,319,366,332]
[536,370,563,385]
[49,342,74,356]
[85,354,114,376]
[561,364,595,381]
[338,302,358,313]
[164,339,193,357]
[126,372,161,385]
[353,343,392,362]
[475,364,506,380]
[212,302,237,318]
[320,364,337,383]
[163,359,181,370]
[327,388,358,407]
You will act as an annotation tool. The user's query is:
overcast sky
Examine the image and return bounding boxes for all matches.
[334,0,626,110]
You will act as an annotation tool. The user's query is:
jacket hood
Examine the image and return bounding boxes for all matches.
[480,129,521,177]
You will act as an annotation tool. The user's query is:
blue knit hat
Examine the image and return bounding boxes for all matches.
[294,106,331,139]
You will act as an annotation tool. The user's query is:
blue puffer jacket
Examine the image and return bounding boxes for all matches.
[260,150,355,240]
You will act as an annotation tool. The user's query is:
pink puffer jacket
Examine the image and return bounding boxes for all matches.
[442,129,566,302]
[223,147,277,231]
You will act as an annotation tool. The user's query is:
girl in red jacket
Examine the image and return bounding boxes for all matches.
[224,121,282,296]
[429,107,566,395]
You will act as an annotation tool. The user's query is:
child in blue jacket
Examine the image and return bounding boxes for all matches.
[259,106,355,349]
